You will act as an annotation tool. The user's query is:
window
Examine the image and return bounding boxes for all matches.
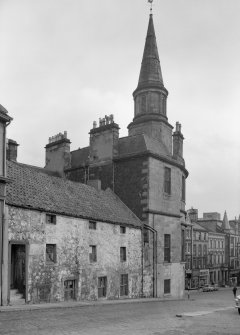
[193,258,196,269]
[46,244,56,263]
[120,247,127,262]
[198,259,202,268]
[120,274,128,296]
[203,245,207,256]
[164,167,171,195]
[89,245,97,262]
[181,176,185,201]
[164,234,171,262]
[46,214,56,225]
[98,276,107,298]
[64,279,76,301]
[120,226,126,234]
[143,228,149,244]
[185,229,191,239]
[193,245,196,256]
[164,279,171,294]
[141,95,147,113]
[198,245,202,256]
[89,221,96,230]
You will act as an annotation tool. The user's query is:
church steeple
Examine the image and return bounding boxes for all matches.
[137,14,164,91]
[128,13,172,150]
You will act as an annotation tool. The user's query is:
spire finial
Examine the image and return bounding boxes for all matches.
[148,0,153,14]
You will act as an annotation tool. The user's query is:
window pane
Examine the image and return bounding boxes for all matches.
[164,234,171,262]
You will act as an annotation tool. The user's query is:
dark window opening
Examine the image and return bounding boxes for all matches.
[164,167,171,195]
[89,221,97,230]
[164,279,171,294]
[120,247,127,262]
[120,226,126,234]
[46,214,56,225]
[143,228,149,244]
[46,244,57,263]
[98,276,107,298]
[89,245,97,263]
[120,274,128,296]
[64,279,77,301]
[182,176,185,201]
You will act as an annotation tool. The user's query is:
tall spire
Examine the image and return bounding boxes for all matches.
[136,14,164,91]
[222,210,230,231]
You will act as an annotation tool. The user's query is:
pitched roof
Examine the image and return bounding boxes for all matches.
[192,222,208,232]
[6,160,142,228]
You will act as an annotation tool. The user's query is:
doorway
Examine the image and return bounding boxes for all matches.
[9,243,28,303]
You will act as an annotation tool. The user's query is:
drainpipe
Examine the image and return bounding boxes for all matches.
[0,112,12,306]
[144,223,157,297]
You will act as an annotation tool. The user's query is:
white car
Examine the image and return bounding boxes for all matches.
[202,284,214,292]
[235,295,240,314]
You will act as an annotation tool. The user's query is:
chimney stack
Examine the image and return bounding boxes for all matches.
[45,131,71,177]
[6,139,19,162]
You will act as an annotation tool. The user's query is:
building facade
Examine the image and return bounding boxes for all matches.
[0,152,153,305]
[185,219,209,289]
[185,209,240,288]
[44,13,188,299]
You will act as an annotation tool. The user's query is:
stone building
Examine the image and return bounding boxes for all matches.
[44,13,188,299]
[3,159,151,305]
[0,107,154,306]
[184,219,209,289]
[186,209,240,287]
[198,212,226,286]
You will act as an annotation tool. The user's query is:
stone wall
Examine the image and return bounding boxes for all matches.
[8,206,150,303]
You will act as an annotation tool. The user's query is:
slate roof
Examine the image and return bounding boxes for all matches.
[118,133,170,157]
[6,160,142,228]
[192,222,208,232]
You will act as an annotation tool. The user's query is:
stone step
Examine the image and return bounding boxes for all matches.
[10,289,25,305]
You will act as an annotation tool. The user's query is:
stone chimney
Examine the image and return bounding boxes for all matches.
[45,131,71,177]
[187,207,198,223]
[6,139,19,161]
[89,114,119,163]
[173,122,184,163]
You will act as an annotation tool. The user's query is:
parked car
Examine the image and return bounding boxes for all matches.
[235,295,240,314]
[213,284,219,291]
[202,284,214,292]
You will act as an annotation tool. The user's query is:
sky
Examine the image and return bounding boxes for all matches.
[0,0,240,219]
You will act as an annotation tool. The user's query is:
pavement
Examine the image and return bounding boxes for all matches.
[0,287,232,313]
[0,295,185,313]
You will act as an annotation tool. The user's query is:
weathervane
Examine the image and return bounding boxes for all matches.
[148,0,153,13]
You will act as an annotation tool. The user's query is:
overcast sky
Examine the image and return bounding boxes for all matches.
[1,0,240,219]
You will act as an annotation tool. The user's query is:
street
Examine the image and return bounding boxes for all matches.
[0,288,239,334]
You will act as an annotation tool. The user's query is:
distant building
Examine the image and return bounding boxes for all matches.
[185,220,209,289]
[185,209,240,287]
